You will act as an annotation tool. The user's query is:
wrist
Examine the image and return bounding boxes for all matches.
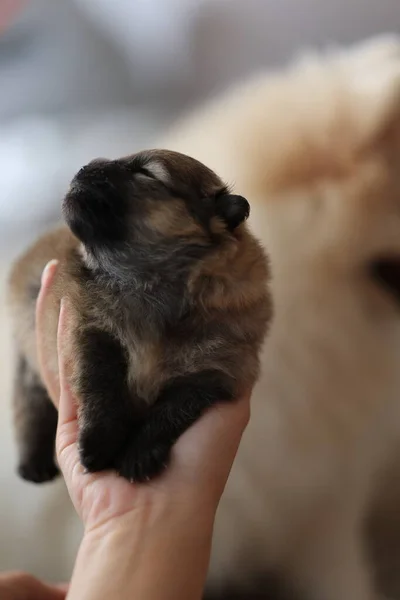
[68,500,216,600]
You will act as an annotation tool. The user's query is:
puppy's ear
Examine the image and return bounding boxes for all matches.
[215,194,250,231]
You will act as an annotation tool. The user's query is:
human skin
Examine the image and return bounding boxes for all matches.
[0,572,68,600]
[0,0,26,34]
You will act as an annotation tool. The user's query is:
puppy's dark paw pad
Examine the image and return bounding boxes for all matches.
[79,444,114,474]
[79,427,123,473]
[18,459,60,484]
[118,443,170,483]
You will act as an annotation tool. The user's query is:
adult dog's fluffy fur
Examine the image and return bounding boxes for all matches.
[161,36,400,600]
[8,149,269,485]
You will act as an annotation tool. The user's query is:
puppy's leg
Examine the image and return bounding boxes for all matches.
[14,355,59,483]
[76,328,137,473]
[116,370,235,482]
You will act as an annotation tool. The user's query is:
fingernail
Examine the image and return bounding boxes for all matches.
[58,297,72,344]
[58,298,66,331]
[59,297,71,321]
[41,259,59,287]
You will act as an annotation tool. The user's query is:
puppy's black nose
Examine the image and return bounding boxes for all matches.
[74,158,111,185]
[70,160,132,209]
[63,157,130,245]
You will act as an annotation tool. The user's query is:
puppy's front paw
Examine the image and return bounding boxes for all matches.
[18,456,59,484]
[116,435,171,483]
[79,425,124,473]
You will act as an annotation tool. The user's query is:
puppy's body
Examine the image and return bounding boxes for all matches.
[9,149,269,484]
[160,37,400,599]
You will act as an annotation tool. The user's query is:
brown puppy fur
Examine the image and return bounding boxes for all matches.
[8,149,269,484]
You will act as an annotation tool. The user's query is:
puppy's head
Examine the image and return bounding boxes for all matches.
[63,149,249,280]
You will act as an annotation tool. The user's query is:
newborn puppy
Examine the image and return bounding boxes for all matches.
[8,149,269,484]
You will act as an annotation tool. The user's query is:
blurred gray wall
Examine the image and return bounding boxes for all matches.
[0,0,399,238]
[2,0,399,121]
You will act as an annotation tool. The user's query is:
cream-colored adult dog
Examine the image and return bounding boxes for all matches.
[162,36,400,600]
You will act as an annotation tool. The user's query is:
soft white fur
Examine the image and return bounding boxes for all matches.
[161,36,400,599]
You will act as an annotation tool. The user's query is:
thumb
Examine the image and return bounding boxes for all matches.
[36,259,60,406]
[55,300,82,485]
[57,299,77,426]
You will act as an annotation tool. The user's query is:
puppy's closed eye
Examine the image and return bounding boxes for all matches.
[140,160,170,185]
[370,257,400,302]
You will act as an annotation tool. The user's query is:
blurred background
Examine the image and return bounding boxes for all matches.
[0,0,399,583]
[1,0,400,249]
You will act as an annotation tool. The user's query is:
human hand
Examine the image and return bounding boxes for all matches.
[0,571,68,600]
[36,259,251,600]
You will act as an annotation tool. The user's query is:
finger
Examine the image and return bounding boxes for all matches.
[0,572,68,600]
[180,391,251,458]
[30,579,68,600]
[36,259,60,406]
[170,392,251,500]
[57,299,78,426]
[201,393,251,480]
[55,299,83,487]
